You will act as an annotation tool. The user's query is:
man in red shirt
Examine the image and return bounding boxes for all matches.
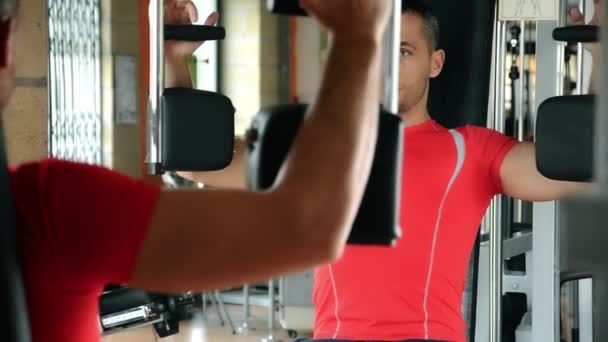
[3,0,395,341]
[185,1,602,341]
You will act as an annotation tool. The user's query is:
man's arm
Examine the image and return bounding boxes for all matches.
[177,137,247,189]
[164,10,247,190]
[166,48,247,190]
[166,50,246,189]
[129,0,390,293]
[500,142,589,202]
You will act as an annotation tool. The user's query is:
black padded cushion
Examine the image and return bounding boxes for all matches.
[246,104,403,246]
[553,26,599,43]
[161,87,235,171]
[165,25,225,41]
[536,95,594,182]
[266,0,308,16]
[0,117,31,342]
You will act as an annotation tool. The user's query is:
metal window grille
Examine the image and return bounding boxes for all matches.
[48,0,102,164]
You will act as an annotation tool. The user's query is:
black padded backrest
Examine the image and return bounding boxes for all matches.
[536,95,594,182]
[427,0,497,128]
[0,117,31,342]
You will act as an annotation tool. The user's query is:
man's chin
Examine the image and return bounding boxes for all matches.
[398,103,408,114]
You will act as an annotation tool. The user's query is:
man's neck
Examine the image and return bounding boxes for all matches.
[400,110,432,127]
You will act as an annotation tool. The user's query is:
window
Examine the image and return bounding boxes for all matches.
[48,0,102,165]
[192,0,219,92]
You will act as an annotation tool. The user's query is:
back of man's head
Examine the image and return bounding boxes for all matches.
[401,0,440,51]
[0,0,17,111]
[0,0,17,18]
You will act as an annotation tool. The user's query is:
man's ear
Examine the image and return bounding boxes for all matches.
[0,18,15,68]
[430,49,445,79]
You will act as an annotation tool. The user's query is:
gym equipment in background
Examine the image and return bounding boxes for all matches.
[246,104,403,246]
[99,1,234,338]
[250,1,404,248]
[146,1,235,174]
[536,18,608,341]
[99,286,196,338]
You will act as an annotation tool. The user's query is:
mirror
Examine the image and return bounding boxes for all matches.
[561,279,593,342]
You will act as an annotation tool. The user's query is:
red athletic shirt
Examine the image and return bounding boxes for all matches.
[9,159,161,342]
[313,120,518,342]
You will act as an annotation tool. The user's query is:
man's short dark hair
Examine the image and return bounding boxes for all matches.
[402,0,440,51]
[0,0,18,18]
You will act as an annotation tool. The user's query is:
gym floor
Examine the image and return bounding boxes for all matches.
[101,304,297,342]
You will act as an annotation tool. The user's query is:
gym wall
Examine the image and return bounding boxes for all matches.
[4,0,142,178]
[293,16,326,104]
[103,0,142,178]
[4,0,48,165]
[221,0,282,135]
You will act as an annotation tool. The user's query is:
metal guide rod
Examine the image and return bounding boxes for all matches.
[515,20,526,223]
[596,0,608,183]
[382,0,402,114]
[489,11,507,342]
[237,284,255,333]
[576,0,586,96]
[146,0,165,173]
[261,279,281,342]
[556,0,568,96]
[572,0,586,333]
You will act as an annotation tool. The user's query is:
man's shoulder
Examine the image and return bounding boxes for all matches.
[452,124,498,134]
[452,124,519,162]
[10,158,84,170]
[452,124,510,141]
[9,158,146,191]
[9,158,96,180]
[10,157,160,212]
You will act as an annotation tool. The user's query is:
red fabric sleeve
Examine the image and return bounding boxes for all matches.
[464,126,519,195]
[12,159,161,286]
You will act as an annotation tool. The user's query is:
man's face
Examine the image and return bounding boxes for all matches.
[0,18,16,113]
[398,12,444,114]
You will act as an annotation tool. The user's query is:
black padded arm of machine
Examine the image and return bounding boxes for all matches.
[266,0,308,16]
[535,95,595,182]
[553,25,599,43]
[165,25,226,41]
[161,88,235,171]
[246,104,403,246]
[159,25,235,172]
[0,117,32,342]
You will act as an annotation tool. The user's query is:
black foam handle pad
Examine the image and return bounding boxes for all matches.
[165,25,226,41]
[535,95,594,182]
[266,0,308,16]
[246,104,403,246]
[162,88,235,171]
[553,26,598,43]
